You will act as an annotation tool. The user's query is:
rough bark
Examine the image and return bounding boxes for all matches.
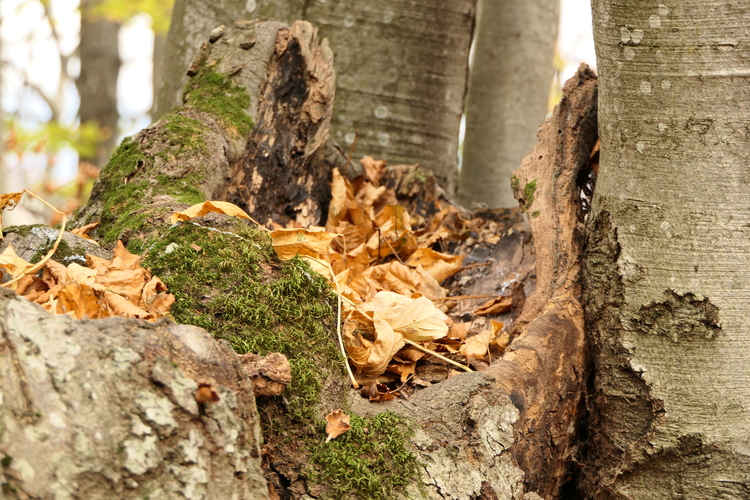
[582,2,750,498]
[77,1,121,168]
[457,0,559,209]
[0,287,268,499]
[181,0,476,195]
[77,20,335,239]
[351,66,596,500]
[154,0,255,120]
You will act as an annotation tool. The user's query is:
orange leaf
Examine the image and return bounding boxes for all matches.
[325,410,351,442]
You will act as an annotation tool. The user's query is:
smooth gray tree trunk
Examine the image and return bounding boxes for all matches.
[77,2,121,168]
[582,1,750,498]
[457,0,559,209]
[160,0,475,194]
[153,0,254,120]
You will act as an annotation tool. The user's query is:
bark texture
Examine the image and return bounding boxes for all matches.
[209,1,476,194]
[0,288,268,499]
[582,2,750,498]
[154,0,255,120]
[457,0,559,209]
[78,2,121,167]
[77,20,335,239]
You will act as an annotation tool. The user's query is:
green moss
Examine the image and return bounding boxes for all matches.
[531,210,541,218]
[511,174,520,194]
[143,221,341,423]
[183,59,254,137]
[522,179,537,212]
[1,455,12,467]
[308,412,420,500]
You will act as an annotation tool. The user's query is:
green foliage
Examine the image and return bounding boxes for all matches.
[308,412,421,500]
[523,179,537,212]
[86,0,174,34]
[6,119,101,158]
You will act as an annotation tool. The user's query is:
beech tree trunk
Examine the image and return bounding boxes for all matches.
[77,1,121,168]
[153,0,254,120]
[457,0,559,209]
[581,1,750,498]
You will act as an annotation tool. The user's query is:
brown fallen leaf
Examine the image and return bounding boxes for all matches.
[70,221,100,240]
[325,410,351,442]
[363,291,449,342]
[171,200,262,226]
[474,295,513,316]
[405,247,463,283]
[271,227,339,261]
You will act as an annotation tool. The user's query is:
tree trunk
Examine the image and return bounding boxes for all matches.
[581,1,750,498]
[0,288,269,499]
[153,0,255,121]
[164,0,475,194]
[77,1,121,168]
[457,0,559,209]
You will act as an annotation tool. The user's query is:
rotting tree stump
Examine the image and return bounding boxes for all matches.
[1,15,599,498]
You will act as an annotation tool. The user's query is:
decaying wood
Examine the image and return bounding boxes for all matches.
[76,19,337,240]
[0,288,268,499]
[351,66,599,500]
[224,22,336,227]
[493,64,598,498]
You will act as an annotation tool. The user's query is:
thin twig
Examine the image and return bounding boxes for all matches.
[403,339,472,372]
[431,294,503,302]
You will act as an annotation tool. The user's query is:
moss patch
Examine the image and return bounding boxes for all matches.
[183,59,254,137]
[522,179,537,212]
[143,220,341,423]
[308,412,420,500]
[142,218,420,498]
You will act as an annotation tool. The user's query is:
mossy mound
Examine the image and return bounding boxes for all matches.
[141,216,420,499]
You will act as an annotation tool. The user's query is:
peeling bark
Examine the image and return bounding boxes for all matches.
[0,288,268,499]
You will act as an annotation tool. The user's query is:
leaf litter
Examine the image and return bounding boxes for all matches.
[0,156,532,402]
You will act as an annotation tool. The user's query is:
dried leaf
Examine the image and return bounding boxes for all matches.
[70,221,100,240]
[325,410,352,442]
[326,168,350,228]
[459,329,495,361]
[474,295,513,316]
[171,200,254,224]
[363,291,449,342]
[360,156,386,185]
[405,247,463,283]
[0,245,33,279]
[344,311,404,377]
[271,227,339,260]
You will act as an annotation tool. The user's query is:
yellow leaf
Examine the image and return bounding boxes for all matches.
[0,245,33,279]
[363,291,448,342]
[405,247,463,283]
[270,227,339,260]
[344,311,405,377]
[171,200,255,224]
[460,329,494,360]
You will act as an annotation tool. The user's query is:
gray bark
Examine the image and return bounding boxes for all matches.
[153,0,255,120]
[151,33,166,119]
[582,1,750,498]
[0,288,269,499]
[77,2,121,168]
[163,0,476,194]
[457,0,559,209]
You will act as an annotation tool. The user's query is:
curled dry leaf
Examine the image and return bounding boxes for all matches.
[70,221,100,241]
[325,409,351,442]
[405,247,463,283]
[171,200,254,224]
[474,295,513,316]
